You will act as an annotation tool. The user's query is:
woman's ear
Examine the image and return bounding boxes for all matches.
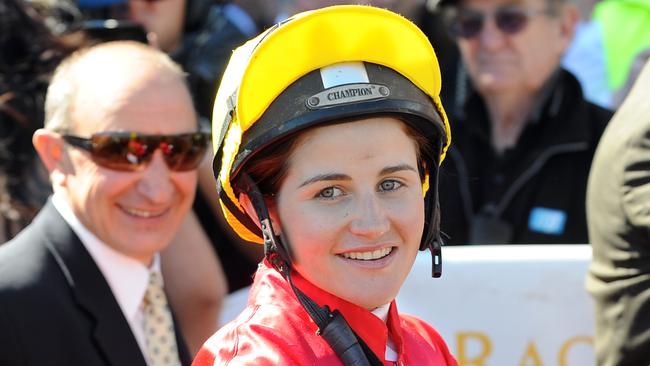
[238,193,261,228]
[238,193,283,235]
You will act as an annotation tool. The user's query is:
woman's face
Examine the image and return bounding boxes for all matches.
[271,116,425,310]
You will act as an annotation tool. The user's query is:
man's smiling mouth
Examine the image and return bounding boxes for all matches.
[120,206,168,218]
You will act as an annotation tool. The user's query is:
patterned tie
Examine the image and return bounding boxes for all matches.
[143,271,182,366]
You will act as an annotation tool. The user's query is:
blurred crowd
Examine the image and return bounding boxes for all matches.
[2,0,650,365]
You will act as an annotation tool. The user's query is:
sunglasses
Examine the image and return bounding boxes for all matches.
[447,5,551,39]
[62,131,210,172]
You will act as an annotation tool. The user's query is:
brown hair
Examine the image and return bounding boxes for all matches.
[242,114,432,196]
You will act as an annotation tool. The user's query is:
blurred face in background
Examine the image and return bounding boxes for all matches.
[452,0,576,96]
[128,0,186,53]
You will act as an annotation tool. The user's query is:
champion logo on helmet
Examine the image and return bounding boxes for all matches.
[328,86,373,100]
[306,83,390,109]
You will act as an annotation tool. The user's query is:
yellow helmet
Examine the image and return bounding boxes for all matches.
[212,5,450,275]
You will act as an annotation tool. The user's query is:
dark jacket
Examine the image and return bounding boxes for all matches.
[586,60,650,366]
[439,69,612,244]
[0,201,191,366]
[177,4,250,122]
[177,4,260,293]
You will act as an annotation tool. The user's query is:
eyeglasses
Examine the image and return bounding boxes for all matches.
[62,131,210,172]
[446,5,551,39]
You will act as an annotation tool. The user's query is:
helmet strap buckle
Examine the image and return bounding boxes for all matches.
[239,173,293,272]
[431,236,442,278]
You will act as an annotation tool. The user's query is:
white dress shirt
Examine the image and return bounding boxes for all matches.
[52,192,163,359]
[372,303,398,361]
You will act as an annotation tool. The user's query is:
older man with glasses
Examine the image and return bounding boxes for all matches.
[436,0,612,245]
[0,41,204,366]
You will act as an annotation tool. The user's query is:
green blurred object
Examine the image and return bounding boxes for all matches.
[594,0,650,91]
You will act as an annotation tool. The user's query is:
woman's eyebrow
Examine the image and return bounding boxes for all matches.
[298,164,417,187]
[380,164,418,176]
[299,173,351,188]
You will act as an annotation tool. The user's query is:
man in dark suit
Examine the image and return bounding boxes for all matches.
[586,59,650,366]
[0,41,208,366]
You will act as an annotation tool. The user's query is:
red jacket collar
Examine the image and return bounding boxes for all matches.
[250,259,404,362]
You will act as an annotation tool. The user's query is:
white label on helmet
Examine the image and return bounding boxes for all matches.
[320,62,369,88]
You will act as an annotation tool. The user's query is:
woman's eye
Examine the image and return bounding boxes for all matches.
[379,179,403,191]
[318,187,343,199]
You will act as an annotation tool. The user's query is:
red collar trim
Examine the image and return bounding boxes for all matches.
[256,259,405,361]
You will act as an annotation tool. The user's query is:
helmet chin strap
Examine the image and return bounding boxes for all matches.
[237,173,382,366]
[421,145,444,278]
[423,189,443,278]
[426,205,443,278]
[238,173,292,273]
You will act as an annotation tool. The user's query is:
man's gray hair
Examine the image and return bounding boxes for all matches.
[44,41,187,132]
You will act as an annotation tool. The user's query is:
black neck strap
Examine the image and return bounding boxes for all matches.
[286,270,383,366]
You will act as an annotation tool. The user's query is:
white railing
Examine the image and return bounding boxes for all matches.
[219,245,595,366]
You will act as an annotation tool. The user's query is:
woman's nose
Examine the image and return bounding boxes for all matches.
[348,193,390,239]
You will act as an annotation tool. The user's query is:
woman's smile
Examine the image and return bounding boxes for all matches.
[337,246,398,269]
[338,246,394,261]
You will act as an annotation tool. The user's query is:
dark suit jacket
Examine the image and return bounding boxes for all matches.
[586,59,650,366]
[0,200,191,366]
